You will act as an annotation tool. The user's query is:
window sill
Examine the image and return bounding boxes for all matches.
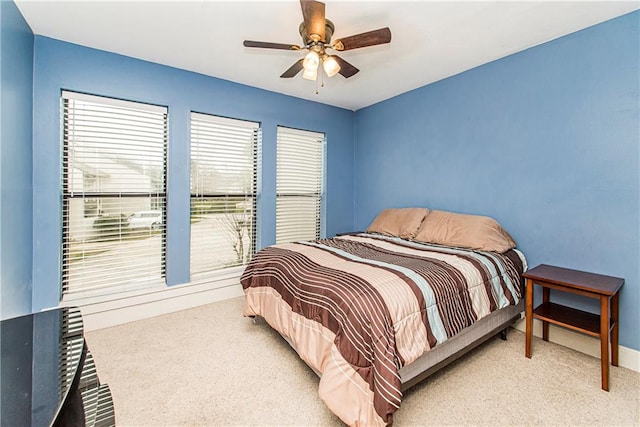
[59,267,246,331]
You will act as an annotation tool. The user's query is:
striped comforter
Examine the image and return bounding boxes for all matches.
[241,233,526,426]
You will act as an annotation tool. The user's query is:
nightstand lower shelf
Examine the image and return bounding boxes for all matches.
[533,302,614,338]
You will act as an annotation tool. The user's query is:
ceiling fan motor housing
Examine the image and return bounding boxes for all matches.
[299,19,335,46]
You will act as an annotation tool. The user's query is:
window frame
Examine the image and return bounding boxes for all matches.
[189,112,260,275]
[275,125,326,244]
[60,91,168,300]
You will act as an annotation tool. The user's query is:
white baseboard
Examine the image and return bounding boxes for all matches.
[61,281,640,374]
[60,273,245,332]
[513,318,640,373]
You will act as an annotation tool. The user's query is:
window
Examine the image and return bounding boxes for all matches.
[276,126,325,244]
[61,91,167,299]
[190,112,260,274]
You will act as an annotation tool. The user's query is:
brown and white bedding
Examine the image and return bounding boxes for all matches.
[241,233,527,426]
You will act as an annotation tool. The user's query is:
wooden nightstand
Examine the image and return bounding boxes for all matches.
[523,264,624,391]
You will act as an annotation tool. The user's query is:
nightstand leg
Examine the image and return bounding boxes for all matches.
[611,293,619,367]
[600,295,610,391]
[525,278,533,358]
[542,287,550,341]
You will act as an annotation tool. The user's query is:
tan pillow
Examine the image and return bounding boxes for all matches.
[413,210,516,253]
[366,208,429,239]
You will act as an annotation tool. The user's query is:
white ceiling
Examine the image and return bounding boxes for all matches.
[15,1,639,111]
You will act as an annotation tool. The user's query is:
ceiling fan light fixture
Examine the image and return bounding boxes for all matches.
[303,50,320,71]
[322,55,340,77]
[302,67,318,81]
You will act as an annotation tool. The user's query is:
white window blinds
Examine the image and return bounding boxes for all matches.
[276,126,325,244]
[61,91,167,299]
[190,112,259,274]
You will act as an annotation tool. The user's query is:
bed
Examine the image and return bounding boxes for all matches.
[241,208,527,426]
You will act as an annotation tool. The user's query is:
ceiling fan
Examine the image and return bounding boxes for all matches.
[243,0,391,81]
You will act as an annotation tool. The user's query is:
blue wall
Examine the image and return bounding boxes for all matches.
[31,36,355,311]
[354,12,639,351]
[0,0,33,320]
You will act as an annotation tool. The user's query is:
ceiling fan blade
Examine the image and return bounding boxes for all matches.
[333,56,359,78]
[243,40,301,50]
[300,0,326,41]
[280,59,305,78]
[333,27,391,51]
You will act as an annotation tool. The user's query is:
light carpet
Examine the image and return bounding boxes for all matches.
[85,296,640,426]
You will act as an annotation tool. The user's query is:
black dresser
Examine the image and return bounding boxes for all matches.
[0,307,115,426]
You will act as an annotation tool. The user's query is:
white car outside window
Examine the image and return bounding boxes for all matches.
[129,210,162,230]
